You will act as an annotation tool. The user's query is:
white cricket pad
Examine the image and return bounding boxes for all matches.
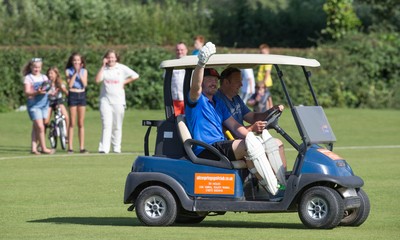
[262,130,286,186]
[245,132,279,195]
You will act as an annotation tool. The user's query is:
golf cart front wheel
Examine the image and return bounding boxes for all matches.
[299,186,344,229]
[340,188,370,226]
[135,186,177,226]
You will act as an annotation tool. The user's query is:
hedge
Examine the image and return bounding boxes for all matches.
[1,31,399,112]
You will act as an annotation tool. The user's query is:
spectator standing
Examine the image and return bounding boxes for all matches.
[171,42,188,116]
[247,81,270,113]
[257,44,274,109]
[65,52,88,154]
[240,68,255,104]
[191,35,205,55]
[22,58,54,154]
[95,50,139,154]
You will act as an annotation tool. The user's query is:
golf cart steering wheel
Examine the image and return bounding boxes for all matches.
[265,108,282,130]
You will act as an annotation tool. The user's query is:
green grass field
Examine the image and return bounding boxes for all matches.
[0,108,399,240]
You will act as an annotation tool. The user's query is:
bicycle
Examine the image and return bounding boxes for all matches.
[48,103,67,150]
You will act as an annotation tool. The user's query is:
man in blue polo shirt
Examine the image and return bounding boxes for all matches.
[185,43,249,162]
[185,42,284,195]
[215,67,287,171]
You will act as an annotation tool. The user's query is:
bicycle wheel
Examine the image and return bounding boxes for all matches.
[49,120,57,149]
[59,119,67,150]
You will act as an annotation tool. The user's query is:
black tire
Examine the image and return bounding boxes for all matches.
[135,186,177,226]
[175,209,206,224]
[298,186,344,229]
[48,121,57,149]
[340,188,370,226]
[59,120,67,150]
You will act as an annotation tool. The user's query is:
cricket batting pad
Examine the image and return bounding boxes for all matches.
[262,130,286,186]
[246,132,279,195]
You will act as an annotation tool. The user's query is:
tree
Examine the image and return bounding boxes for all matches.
[321,0,361,40]
[354,0,400,32]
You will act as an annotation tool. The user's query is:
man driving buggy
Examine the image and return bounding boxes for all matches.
[185,42,285,195]
[215,67,287,180]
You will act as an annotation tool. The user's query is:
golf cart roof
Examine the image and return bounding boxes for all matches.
[160,54,320,69]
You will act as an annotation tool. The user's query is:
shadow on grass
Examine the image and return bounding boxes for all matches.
[0,145,30,154]
[28,217,305,229]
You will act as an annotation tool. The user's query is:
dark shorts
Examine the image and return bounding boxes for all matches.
[49,98,65,108]
[197,140,236,161]
[68,91,86,107]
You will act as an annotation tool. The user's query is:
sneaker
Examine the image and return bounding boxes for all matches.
[80,149,89,154]
[269,196,284,202]
[67,149,74,154]
[268,190,285,202]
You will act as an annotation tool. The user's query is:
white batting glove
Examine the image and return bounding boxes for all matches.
[197,42,216,67]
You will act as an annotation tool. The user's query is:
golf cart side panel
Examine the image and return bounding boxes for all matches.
[194,199,286,212]
[123,171,194,211]
[131,156,246,198]
[295,173,364,190]
[301,146,354,176]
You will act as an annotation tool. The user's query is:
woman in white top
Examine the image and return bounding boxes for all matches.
[95,50,139,153]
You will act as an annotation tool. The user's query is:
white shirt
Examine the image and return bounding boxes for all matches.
[241,68,255,95]
[24,73,49,99]
[99,63,139,105]
[171,69,185,101]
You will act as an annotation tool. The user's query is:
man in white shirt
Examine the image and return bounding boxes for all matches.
[171,42,188,116]
[95,50,139,154]
[240,68,255,104]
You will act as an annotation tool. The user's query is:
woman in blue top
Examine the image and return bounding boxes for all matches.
[65,52,88,154]
[23,58,54,155]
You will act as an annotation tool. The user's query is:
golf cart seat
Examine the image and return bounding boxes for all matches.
[176,114,247,169]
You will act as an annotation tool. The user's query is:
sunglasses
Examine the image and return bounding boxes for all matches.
[31,58,42,62]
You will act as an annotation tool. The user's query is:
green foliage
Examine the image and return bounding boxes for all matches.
[321,0,361,40]
[354,0,400,32]
[307,31,399,109]
[254,31,399,109]
[211,0,327,47]
[0,0,398,111]
[0,0,210,46]
[333,32,400,108]
[1,37,399,112]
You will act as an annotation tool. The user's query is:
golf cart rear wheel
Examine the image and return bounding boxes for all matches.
[340,188,370,226]
[135,186,177,226]
[299,186,344,229]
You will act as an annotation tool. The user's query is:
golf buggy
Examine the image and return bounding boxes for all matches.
[124,54,370,229]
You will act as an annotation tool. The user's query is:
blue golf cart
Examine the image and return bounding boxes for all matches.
[123,54,370,229]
